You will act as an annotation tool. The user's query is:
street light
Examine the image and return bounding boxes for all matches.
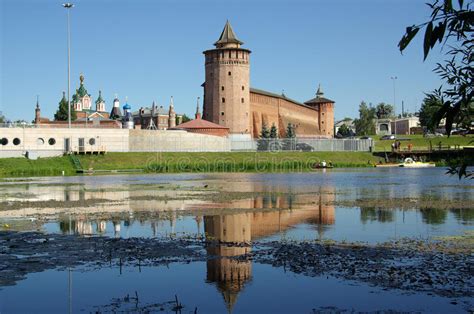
[63,3,74,129]
[390,76,397,135]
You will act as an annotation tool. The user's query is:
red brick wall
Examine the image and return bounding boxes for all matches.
[250,92,322,138]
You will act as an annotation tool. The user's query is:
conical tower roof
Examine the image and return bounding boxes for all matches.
[214,20,243,47]
[95,90,104,104]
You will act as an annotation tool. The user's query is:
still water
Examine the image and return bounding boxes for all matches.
[0,168,473,313]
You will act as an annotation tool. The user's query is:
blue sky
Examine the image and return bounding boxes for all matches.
[1,0,446,122]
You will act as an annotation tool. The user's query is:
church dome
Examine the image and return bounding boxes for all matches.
[123,103,131,110]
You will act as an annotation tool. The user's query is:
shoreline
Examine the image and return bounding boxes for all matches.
[0,152,384,178]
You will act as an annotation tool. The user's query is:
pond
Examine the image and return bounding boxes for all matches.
[0,168,473,312]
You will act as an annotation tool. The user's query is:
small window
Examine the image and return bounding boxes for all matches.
[228,71,231,76]
[221,86,225,91]
[210,73,213,78]
[322,121,325,124]
[89,138,96,145]
[228,51,231,58]
[222,97,225,103]
[242,86,245,91]
[241,98,245,103]
[221,112,225,116]
[37,138,45,145]
[48,138,56,145]
[322,112,325,116]
[1,138,8,145]
[13,138,21,146]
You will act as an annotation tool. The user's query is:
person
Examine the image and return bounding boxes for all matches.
[321,160,327,167]
[391,142,395,152]
[328,161,333,167]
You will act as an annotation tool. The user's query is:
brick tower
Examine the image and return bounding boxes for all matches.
[203,21,251,139]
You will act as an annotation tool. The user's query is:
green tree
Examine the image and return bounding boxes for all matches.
[419,94,443,132]
[283,123,296,150]
[375,103,394,119]
[399,0,473,178]
[0,111,5,124]
[269,123,278,138]
[353,101,376,136]
[285,123,295,138]
[54,92,76,121]
[337,124,352,137]
[269,123,281,151]
[181,114,191,123]
[257,122,270,151]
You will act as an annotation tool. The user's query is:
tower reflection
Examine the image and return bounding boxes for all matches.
[204,189,335,311]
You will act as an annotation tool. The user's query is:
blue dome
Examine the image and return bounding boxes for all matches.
[123,103,131,110]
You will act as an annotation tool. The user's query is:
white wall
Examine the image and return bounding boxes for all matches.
[0,127,230,158]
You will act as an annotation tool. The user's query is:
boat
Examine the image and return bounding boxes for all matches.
[312,162,334,169]
[313,165,334,169]
[399,157,435,168]
[375,163,400,168]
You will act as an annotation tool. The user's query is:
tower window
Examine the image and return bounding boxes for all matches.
[229,51,231,58]
[242,86,245,91]
[222,97,225,103]
[228,71,231,76]
[221,86,225,91]
[221,112,225,116]
[241,98,244,103]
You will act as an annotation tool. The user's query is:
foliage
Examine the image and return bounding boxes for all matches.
[399,0,473,178]
[399,0,473,136]
[269,123,278,138]
[269,123,281,151]
[353,101,376,136]
[283,123,296,150]
[260,123,270,139]
[0,112,5,123]
[54,93,76,121]
[375,103,394,119]
[181,114,191,123]
[337,124,352,137]
[419,94,443,132]
[257,123,270,151]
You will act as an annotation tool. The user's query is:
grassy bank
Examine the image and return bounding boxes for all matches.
[77,152,382,173]
[0,156,76,177]
[373,135,473,152]
[0,152,383,177]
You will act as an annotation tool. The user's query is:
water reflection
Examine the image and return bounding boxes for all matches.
[360,207,395,223]
[205,214,252,312]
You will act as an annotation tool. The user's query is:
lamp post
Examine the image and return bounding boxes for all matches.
[390,76,397,135]
[63,3,74,129]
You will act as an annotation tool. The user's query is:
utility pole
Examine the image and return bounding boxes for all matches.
[390,76,397,135]
[63,3,74,129]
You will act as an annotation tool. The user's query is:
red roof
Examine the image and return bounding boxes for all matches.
[173,117,229,130]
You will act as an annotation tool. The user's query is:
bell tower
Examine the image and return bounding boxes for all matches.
[203,21,251,139]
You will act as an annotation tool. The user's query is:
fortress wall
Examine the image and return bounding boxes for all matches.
[128,129,230,152]
[278,99,320,137]
[250,92,320,138]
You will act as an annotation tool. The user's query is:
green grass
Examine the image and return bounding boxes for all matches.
[373,134,473,152]
[76,152,382,173]
[0,156,76,177]
[0,152,384,178]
